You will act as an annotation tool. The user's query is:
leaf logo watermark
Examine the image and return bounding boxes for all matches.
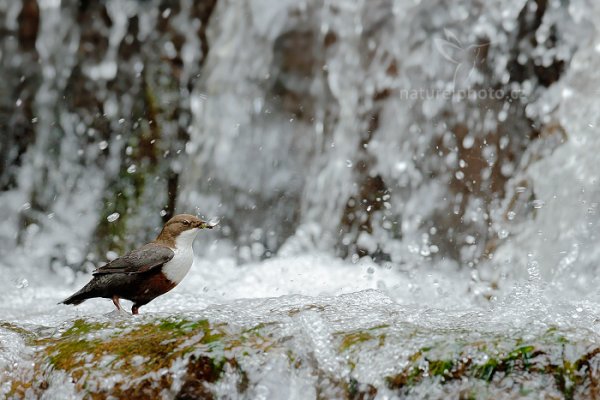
[398,30,522,101]
[434,29,489,90]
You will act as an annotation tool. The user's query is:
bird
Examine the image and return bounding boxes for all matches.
[61,214,215,315]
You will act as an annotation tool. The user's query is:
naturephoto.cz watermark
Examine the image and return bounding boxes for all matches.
[399,87,524,101]
[404,29,525,102]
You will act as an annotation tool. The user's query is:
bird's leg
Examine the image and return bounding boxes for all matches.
[112,296,122,311]
[131,305,139,315]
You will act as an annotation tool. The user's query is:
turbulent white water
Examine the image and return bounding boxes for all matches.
[3,252,600,398]
[2,0,600,398]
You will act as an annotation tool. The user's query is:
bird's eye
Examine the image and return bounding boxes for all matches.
[182,220,190,225]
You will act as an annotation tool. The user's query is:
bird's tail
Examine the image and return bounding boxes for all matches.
[60,287,93,306]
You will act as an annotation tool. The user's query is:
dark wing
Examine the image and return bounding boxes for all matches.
[93,243,174,276]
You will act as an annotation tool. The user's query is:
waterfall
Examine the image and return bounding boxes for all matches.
[0,0,598,288]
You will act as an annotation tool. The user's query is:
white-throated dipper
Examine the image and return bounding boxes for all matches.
[61,214,215,314]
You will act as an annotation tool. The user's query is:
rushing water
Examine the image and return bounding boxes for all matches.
[2,0,600,398]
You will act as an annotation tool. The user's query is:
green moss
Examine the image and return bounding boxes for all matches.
[367,324,390,331]
[385,331,600,399]
[347,377,360,398]
[241,322,276,334]
[474,357,499,381]
[47,338,102,370]
[337,324,389,352]
[506,345,535,362]
[157,318,216,334]
[407,366,422,385]
[0,321,38,344]
[385,365,423,388]
[19,317,232,398]
[9,316,600,399]
[8,317,292,398]
[62,319,109,337]
[339,332,374,352]
[42,318,227,375]
[428,359,454,377]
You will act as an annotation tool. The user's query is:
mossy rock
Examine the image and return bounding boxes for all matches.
[384,329,600,399]
[3,311,600,399]
[5,317,240,399]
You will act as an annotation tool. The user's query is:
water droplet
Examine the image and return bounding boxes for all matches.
[498,229,509,239]
[562,87,573,98]
[507,211,516,220]
[98,141,108,150]
[366,266,375,274]
[107,212,120,222]
[526,260,540,281]
[16,278,28,289]
[498,110,508,122]
[118,118,125,124]
[588,207,596,215]
[345,160,353,168]
[127,164,137,173]
[532,199,545,209]
[159,210,167,217]
[462,135,474,149]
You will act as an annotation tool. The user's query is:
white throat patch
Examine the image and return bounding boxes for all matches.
[162,228,198,284]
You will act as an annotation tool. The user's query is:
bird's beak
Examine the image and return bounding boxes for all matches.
[196,220,218,229]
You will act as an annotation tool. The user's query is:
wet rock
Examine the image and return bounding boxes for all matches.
[3,292,600,399]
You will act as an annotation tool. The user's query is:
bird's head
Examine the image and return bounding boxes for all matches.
[166,214,214,230]
[156,214,217,247]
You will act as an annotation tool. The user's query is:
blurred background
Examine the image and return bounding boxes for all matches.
[1,0,599,298]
